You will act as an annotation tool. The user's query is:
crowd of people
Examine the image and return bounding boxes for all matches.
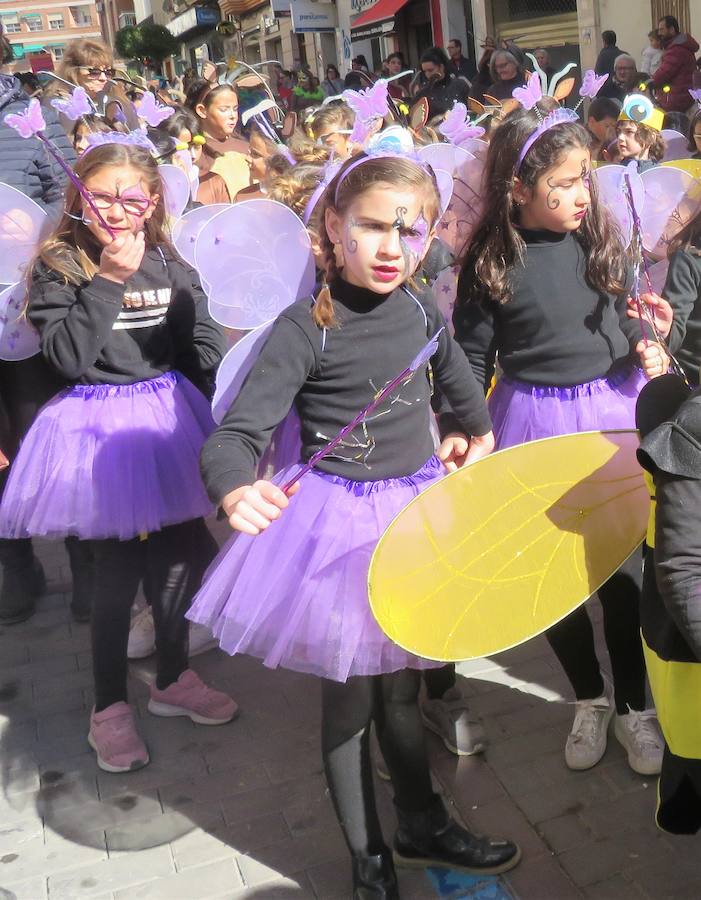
[1,17,701,900]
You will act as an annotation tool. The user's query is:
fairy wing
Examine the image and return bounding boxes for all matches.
[430,265,458,336]
[369,429,648,661]
[0,282,40,361]
[211,321,274,424]
[661,130,689,162]
[640,166,701,261]
[593,164,640,248]
[171,204,231,267]
[193,199,315,330]
[417,143,485,257]
[0,183,49,285]
[158,164,191,220]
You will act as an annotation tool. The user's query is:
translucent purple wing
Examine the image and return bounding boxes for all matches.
[0,282,40,361]
[647,258,669,296]
[418,143,485,256]
[661,130,689,162]
[579,70,608,100]
[433,169,454,219]
[640,166,701,261]
[194,200,316,330]
[431,265,458,336]
[0,183,49,284]
[593,164,639,248]
[212,321,275,424]
[171,204,230,267]
[158,164,190,220]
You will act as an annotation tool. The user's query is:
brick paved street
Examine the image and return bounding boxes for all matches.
[0,530,699,899]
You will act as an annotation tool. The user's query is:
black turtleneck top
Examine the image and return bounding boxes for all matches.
[200,278,492,503]
[453,228,642,391]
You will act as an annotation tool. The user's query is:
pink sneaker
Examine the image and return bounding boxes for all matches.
[88,702,150,773]
[148,669,238,725]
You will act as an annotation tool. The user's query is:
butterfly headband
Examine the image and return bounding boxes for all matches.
[84,129,158,155]
[513,68,608,172]
[333,145,433,206]
[438,102,485,148]
[342,78,390,145]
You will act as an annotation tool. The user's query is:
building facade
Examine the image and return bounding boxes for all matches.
[1,0,102,73]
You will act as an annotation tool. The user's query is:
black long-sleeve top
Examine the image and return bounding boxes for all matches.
[28,248,226,391]
[200,278,492,504]
[453,228,642,393]
[664,246,701,385]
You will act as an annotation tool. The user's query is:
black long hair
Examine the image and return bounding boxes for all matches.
[459,103,627,307]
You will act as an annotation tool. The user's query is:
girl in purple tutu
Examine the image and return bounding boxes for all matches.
[0,142,238,773]
[188,152,520,897]
[452,103,665,777]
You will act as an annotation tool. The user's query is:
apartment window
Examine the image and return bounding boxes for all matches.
[118,11,136,27]
[27,17,43,31]
[53,47,64,59]
[2,21,21,32]
[70,7,92,25]
[48,15,64,29]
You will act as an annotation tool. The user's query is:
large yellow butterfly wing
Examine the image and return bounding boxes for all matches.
[368,430,648,661]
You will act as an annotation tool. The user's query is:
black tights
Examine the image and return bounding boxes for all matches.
[90,518,218,711]
[321,669,436,858]
[546,548,646,714]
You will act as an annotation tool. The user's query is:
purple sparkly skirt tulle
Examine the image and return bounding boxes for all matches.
[0,371,214,541]
[489,367,647,450]
[187,456,446,682]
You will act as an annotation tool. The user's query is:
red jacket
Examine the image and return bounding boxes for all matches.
[652,32,699,112]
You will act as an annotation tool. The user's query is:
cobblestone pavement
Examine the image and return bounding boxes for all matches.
[0,532,699,899]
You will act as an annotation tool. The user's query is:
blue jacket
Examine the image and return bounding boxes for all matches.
[0,74,76,219]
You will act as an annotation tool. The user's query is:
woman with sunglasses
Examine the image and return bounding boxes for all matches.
[44,38,139,131]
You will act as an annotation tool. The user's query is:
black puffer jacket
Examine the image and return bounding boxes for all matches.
[0,75,76,220]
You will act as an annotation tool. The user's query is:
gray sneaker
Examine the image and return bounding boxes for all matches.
[614,707,664,775]
[565,678,614,771]
[420,688,487,756]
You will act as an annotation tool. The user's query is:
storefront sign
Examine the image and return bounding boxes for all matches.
[290,0,337,33]
[168,5,220,38]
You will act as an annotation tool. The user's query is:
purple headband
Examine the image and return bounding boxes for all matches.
[515,107,578,171]
[333,150,432,205]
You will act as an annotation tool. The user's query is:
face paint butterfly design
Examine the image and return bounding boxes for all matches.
[399,212,430,259]
[438,103,486,148]
[138,91,174,127]
[4,98,46,138]
[511,71,543,111]
[50,87,94,121]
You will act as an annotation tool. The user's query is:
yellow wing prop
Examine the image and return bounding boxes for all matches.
[368,430,648,661]
[662,159,701,179]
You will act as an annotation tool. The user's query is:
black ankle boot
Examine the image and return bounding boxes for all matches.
[393,796,521,876]
[0,538,44,624]
[352,851,399,899]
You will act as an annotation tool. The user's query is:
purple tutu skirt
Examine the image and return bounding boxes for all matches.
[489,367,647,450]
[187,456,446,682]
[0,371,214,541]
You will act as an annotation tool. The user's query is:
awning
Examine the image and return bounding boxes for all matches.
[351,0,409,30]
[22,44,49,52]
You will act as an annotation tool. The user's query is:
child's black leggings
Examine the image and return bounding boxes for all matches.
[90,518,218,712]
[321,668,437,857]
[545,548,646,714]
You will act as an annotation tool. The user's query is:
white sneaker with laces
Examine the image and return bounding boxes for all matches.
[127,606,155,659]
[565,678,614,771]
[128,607,218,660]
[614,707,664,775]
[420,687,487,756]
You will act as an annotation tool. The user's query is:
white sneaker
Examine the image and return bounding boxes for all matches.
[614,707,664,775]
[420,688,487,756]
[188,621,218,657]
[127,606,155,659]
[127,607,217,660]
[565,678,614,771]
